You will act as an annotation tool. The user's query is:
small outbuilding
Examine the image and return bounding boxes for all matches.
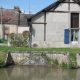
[28,0,80,48]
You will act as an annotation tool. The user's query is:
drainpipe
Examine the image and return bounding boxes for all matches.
[68,0,71,43]
[29,20,31,48]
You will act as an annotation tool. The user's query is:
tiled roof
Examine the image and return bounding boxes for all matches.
[0,8,33,26]
[0,9,19,25]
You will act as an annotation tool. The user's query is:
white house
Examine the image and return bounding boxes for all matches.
[28,0,80,48]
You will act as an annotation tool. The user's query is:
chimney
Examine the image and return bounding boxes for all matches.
[14,6,21,12]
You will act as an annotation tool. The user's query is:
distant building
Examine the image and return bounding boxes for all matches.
[0,7,32,39]
[28,0,80,48]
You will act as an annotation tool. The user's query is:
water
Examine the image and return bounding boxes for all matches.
[0,66,80,80]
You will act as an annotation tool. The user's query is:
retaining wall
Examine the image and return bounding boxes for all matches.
[5,51,69,66]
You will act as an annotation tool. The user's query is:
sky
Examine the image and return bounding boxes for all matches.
[0,0,56,14]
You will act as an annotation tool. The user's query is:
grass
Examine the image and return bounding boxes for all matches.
[0,51,7,67]
[68,53,77,69]
[0,46,80,53]
[60,62,67,68]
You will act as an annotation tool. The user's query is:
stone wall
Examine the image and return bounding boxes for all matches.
[5,51,30,65]
[76,53,80,67]
[46,52,69,64]
[5,51,69,66]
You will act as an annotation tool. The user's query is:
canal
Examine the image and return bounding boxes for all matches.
[0,66,80,80]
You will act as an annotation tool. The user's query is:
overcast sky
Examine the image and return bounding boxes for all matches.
[0,0,56,14]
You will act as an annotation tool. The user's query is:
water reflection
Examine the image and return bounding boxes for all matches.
[0,66,80,80]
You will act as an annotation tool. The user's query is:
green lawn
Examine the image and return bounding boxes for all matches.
[0,46,80,53]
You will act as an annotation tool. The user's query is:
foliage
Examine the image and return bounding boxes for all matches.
[68,53,77,69]
[60,53,77,69]
[52,59,59,65]
[68,61,76,69]
[14,6,20,9]
[43,54,51,63]
[43,54,59,66]
[0,38,7,43]
[0,51,6,67]
[60,62,67,68]
[0,59,4,67]
[8,32,29,47]
[70,53,76,61]
[43,53,77,69]
[9,33,14,41]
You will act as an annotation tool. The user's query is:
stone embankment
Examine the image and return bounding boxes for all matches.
[4,51,69,66]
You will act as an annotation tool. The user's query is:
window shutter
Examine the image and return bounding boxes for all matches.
[64,29,69,44]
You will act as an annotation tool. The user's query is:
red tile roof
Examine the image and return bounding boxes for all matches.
[0,9,19,25]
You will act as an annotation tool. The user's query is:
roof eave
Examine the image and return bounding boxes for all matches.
[27,0,65,21]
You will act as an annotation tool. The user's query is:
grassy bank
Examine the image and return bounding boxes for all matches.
[0,46,80,52]
[0,46,79,68]
[0,51,7,67]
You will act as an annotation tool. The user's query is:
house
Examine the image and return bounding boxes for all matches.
[28,0,80,48]
[0,7,20,39]
[0,7,31,39]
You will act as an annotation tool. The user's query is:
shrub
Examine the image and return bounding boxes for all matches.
[8,32,29,47]
[0,38,7,43]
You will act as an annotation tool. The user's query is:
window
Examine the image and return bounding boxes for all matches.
[5,27,9,30]
[71,29,79,41]
[71,13,79,42]
[71,13,79,28]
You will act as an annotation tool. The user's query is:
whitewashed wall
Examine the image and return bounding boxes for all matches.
[32,24,44,42]
[31,1,80,48]
[32,13,44,23]
[18,26,29,33]
[55,3,68,11]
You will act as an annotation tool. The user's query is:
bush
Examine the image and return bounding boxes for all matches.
[8,32,29,47]
[0,38,7,43]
